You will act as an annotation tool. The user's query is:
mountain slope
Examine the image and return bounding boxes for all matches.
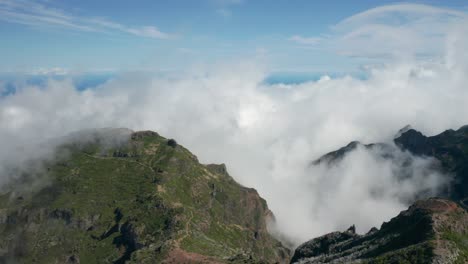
[291,198,468,263]
[0,129,289,263]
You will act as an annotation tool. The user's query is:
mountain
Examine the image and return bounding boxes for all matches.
[395,125,468,203]
[314,125,468,204]
[0,129,289,263]
[291,198,468,263]
[292,125,468,263]
[312,141,391,166]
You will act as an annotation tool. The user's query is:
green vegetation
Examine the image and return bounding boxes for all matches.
[0,130,288,263]
[370,242,434,264]
[441,231,468,263]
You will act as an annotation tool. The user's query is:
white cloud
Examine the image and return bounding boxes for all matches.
[337,4,468,58]
[293,3,468,59]
[337,3,466,27]
[31,67,69,76]
[0,0,173,39]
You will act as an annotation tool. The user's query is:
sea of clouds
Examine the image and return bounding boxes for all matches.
[1,4,468,246]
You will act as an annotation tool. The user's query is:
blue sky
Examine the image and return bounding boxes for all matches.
[1,0,467,74]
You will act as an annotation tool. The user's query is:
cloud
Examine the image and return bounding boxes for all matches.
[337,3,466,27]
[294,3,468,59]
[268,144,447,243]
[289,35,322,45]
[31,67,69,76]
[0,0,173,39]
[89,18,173,39]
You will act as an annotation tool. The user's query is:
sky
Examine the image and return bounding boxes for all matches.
[1,0,468,247]
[1,0,467,74]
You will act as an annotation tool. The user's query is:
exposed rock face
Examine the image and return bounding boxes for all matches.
[0,130,289,263]
[291,198,468,263]
[290,228,358,263]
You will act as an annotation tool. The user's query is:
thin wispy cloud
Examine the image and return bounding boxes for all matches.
[333,3,468,58]
[290,3,468,59]
[0,0,173,39]
[338,3,466,27]
[31,67,69,76]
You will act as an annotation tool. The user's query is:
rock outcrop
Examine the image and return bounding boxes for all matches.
[291,198,468,263]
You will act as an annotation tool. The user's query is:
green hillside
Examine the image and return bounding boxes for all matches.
[0,129,289,263]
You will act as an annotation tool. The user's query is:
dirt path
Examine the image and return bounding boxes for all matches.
[175,210,193,247]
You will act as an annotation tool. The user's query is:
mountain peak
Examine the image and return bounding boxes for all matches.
[394,128,430,155]
[394,124,413,138]
[406,197,459,214]
[0,129,290,263]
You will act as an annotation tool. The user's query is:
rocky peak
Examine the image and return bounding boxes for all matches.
[406,197,459,214]
[394,124,413,138]
[346,224,356,234]
[394,128,430,155]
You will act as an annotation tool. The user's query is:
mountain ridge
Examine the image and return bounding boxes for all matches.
[292,124,468,263]
[0,129,290,263]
